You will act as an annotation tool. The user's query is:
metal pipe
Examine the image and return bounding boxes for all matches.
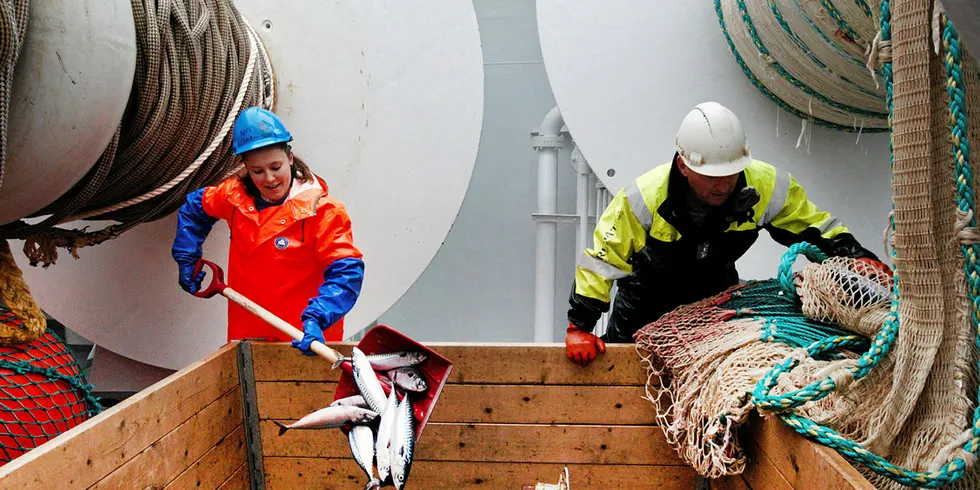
[571,145,591,255]
[531,106,564,343]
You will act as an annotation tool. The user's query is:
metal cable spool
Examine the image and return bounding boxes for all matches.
[1,0,484,369]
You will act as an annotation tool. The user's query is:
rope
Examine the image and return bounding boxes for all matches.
[755,242,898,410]
[714,0,889,133]
[0,0,28,194]
[0,239,44,345]
[0,0,276,267]
[65,18,260,222]
[748,8,980,487]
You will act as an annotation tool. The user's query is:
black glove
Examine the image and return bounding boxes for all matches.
[729,186,760,225]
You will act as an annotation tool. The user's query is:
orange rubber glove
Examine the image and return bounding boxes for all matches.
[854,257,893,278]
[565,324,606,366]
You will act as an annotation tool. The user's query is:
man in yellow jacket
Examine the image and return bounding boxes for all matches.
[565,101,890,366]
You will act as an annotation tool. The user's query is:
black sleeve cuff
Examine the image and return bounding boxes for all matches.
[566,282,609,333]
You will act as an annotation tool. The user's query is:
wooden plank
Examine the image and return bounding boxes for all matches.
[256,381,661,425]
[164,425,246,489]
[250,342,652,385]
[712,474,753,490]
[748,414,875,490]
[91,386,244,488]
[260,421,684,465]
[251,343,349,382]
[217,462,249,490]
[263,457,698,489]
[236,340,266,490]
[0,343,240,489]
[741,430,794,490]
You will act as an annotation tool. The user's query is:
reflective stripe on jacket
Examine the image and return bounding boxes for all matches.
[568,159,876,341]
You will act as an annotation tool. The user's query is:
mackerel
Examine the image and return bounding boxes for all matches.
[349,424,381,490]
[274,405,377,436]
[376,388,399,484]
[389,393,416,490]
[333,350,427,370]
[388,367,428,393]
[330,394,369,409]
[351,347,388,414]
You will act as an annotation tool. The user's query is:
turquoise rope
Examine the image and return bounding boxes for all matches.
[713,0,887,133]
[750,8,980,488]
[768,0,884,99]
[818,0,861,41]
[777,242,828,298]
[854,0,872,19]
[768,1,830,71]
[0,359,102,417]
[754,242,893,411]
[734,0,888,120]
[942,9,980,459]
[790,0,882,78]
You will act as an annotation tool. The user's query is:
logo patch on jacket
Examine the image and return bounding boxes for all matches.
[274,236,289,249]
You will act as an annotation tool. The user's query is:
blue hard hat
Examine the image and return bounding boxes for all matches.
[231,106,293,155]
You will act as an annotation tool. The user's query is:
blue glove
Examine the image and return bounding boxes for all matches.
[178,264,206,294]
[172,188,218,295]
[300,257,364,329]
[291,319,325,356]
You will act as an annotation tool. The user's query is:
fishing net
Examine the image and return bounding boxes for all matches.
[0,306,101,466]
[637,1,980,487]
[636,254,877,479]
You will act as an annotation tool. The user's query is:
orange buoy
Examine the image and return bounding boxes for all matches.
[0,307,101,465]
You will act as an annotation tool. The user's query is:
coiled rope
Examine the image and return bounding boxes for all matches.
[0,0,27,194]
[714,0,888,141]
[749,5,980,486]
[0,240,43,345]
[0,0,276,268]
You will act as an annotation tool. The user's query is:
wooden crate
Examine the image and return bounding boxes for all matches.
[249,342,875,490]
[0,341,876,489]
[0,343,247,489]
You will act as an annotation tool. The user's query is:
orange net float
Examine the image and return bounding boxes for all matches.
[0,307,101,466]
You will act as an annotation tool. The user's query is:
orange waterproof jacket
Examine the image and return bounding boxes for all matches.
[175,175,363,342]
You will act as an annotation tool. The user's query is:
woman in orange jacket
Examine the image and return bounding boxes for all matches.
[171,107,364,355]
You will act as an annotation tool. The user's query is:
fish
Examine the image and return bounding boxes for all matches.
[330,394,369,409]
[333,350,428,371]
[388,367,428,393]
[274,405,378,436]
[389,393,416,490]
[376,388,399,484]
[349,424,381,490]
[352,347,389,414]
[831,267,892,306]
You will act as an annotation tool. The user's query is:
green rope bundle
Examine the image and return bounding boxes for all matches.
[720,275,868,351]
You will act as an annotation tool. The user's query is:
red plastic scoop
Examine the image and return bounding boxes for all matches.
[192,258,453,440]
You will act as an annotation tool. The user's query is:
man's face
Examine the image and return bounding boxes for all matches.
[677,158,739,206]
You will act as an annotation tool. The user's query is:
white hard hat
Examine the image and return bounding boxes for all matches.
[675,101,751,177]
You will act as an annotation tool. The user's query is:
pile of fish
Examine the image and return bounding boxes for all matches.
[274,347,429,489]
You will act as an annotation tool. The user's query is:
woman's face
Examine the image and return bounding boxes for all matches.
[244,146,293,202]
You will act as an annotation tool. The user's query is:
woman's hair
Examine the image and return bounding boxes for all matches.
[238,143,313,199]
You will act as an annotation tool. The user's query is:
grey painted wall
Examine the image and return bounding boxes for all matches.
[377,0,579,342]
[377,0,894,343]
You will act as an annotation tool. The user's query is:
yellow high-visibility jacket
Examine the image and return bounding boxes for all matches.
[568,159,878,342]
